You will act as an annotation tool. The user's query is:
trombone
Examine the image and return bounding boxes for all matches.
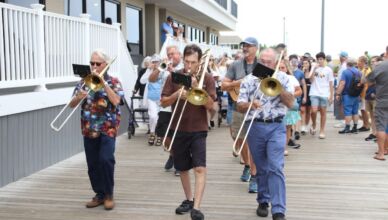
[163,49,211,151]
[232,50,284,156]
[50,56,117,132]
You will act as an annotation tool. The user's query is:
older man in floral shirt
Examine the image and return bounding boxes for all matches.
[237,48,294,220]
[70,49,124,210]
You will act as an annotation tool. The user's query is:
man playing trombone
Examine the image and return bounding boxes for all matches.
[69,49,124,210]
[221,37,258,193]
[160,44,216,220]
[237,48,294,220]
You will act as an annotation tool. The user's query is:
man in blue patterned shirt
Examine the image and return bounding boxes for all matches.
[70,49,124,210]
[237,48,294,220]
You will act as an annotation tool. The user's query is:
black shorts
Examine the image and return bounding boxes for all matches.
[155,111,172,137]
[172,131,207,171]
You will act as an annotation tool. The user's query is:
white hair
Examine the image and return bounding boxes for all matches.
[141,56,152,68]
[91,48,111,63]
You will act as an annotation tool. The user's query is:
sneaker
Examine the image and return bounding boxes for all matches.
[284,150,289,156]
[301,126,307,135]
[191,209,204,220]
[240,166,251,182]
[319,133,326,139]
[248,177,258,193]
[103,195,115,210]
[174,170,181,176]
[358,126,370,132]
[210,120,215,128]
[365,134,377,141]
[175,200,194,214]
[294,131,300,140]
[256,203,269,217]
[288,139,301,149]
[272,212,286,220]
[164,156,174,170]
[85,196,104,208]
[334,121,345,128]
[338,128,350,134]
[350,127,358,134]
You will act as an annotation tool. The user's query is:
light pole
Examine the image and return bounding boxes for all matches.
[320,0,325,52]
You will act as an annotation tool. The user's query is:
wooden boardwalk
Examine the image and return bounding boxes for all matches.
[1,117,388,220]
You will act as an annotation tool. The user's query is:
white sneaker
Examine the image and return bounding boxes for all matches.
[334,121,345,128]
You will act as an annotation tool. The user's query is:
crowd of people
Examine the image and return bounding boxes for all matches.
[71,16,388,220]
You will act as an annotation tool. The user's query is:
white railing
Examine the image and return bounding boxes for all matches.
[0,3,127,90]
[0,3,136,116]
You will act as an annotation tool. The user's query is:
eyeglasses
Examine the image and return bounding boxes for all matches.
[90,61,104,67]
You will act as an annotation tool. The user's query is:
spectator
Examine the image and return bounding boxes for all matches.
[105,17,112,25]
[357,56,372,132]
[308,52,334,139]
[367,59,388,160]
[336,58,362,134]
[133,56,151,97]
[161,16,174,45]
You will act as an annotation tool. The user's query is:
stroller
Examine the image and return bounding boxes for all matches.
[127,95,149,139]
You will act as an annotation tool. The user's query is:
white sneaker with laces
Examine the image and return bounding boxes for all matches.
[334,121,345,128]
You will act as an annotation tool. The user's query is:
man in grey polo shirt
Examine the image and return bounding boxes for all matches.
[221,37,258,193]
[367,60,388,160]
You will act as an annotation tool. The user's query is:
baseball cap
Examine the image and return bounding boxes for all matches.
[303,52,311,58]
[167,16,173,21]
[339,51,348,58]
[240,37,259,47]
[151,54,161,62]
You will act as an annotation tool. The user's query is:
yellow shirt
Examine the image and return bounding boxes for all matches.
[359,66,371,98]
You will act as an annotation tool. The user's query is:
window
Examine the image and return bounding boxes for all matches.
[4,0,43,8]
[126,4,142,54]
[209,33,218,45]
[86,0,101,22]
[65,0,82,17]
[104,0,119,23]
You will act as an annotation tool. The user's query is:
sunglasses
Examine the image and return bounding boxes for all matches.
[90,61,104,67]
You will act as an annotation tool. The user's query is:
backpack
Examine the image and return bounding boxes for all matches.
[347,69,364,97]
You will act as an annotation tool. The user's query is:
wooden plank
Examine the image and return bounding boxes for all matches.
[0,117,388,219]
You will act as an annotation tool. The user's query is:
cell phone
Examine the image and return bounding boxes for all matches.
[72,64,91,78]
[252,62,275,79]
[171,72,192,88]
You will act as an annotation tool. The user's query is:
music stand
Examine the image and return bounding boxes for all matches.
[72,64,91,78]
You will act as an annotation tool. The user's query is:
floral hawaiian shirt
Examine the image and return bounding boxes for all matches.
[73,74,125,138]
[237,71,294,120]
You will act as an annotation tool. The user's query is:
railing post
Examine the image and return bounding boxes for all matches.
[80,14,91,64]
[31,4,47,91]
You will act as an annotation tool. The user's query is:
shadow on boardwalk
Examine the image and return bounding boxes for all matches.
[1,117,388,220]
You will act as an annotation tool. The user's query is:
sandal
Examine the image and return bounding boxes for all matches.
[310,127,316,135]
[155,137,162,146]
[148,133,156,146]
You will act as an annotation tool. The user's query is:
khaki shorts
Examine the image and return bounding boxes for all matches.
[230,111,248,140]
[365,100,376,113]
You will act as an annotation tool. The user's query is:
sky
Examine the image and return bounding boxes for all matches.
[229,0,388,59]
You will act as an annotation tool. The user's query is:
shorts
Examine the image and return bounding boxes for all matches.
[172,131,207,171]
[374,107,388,132]
[365,100,376,113]
[155,111,172,137]
[342,95,359,116]
[230,110,248,139]
[310,96,328,108]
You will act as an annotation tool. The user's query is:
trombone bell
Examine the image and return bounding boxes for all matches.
[187,88,209,106]
[260,77,282,97]
[84,74,105,91]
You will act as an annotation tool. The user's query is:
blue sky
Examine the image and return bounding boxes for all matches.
[233,0,388,59]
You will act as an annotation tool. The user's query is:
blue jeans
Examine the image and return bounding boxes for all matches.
[226,102,234,125]
[247,121,286,215]
[84,134,116,199]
